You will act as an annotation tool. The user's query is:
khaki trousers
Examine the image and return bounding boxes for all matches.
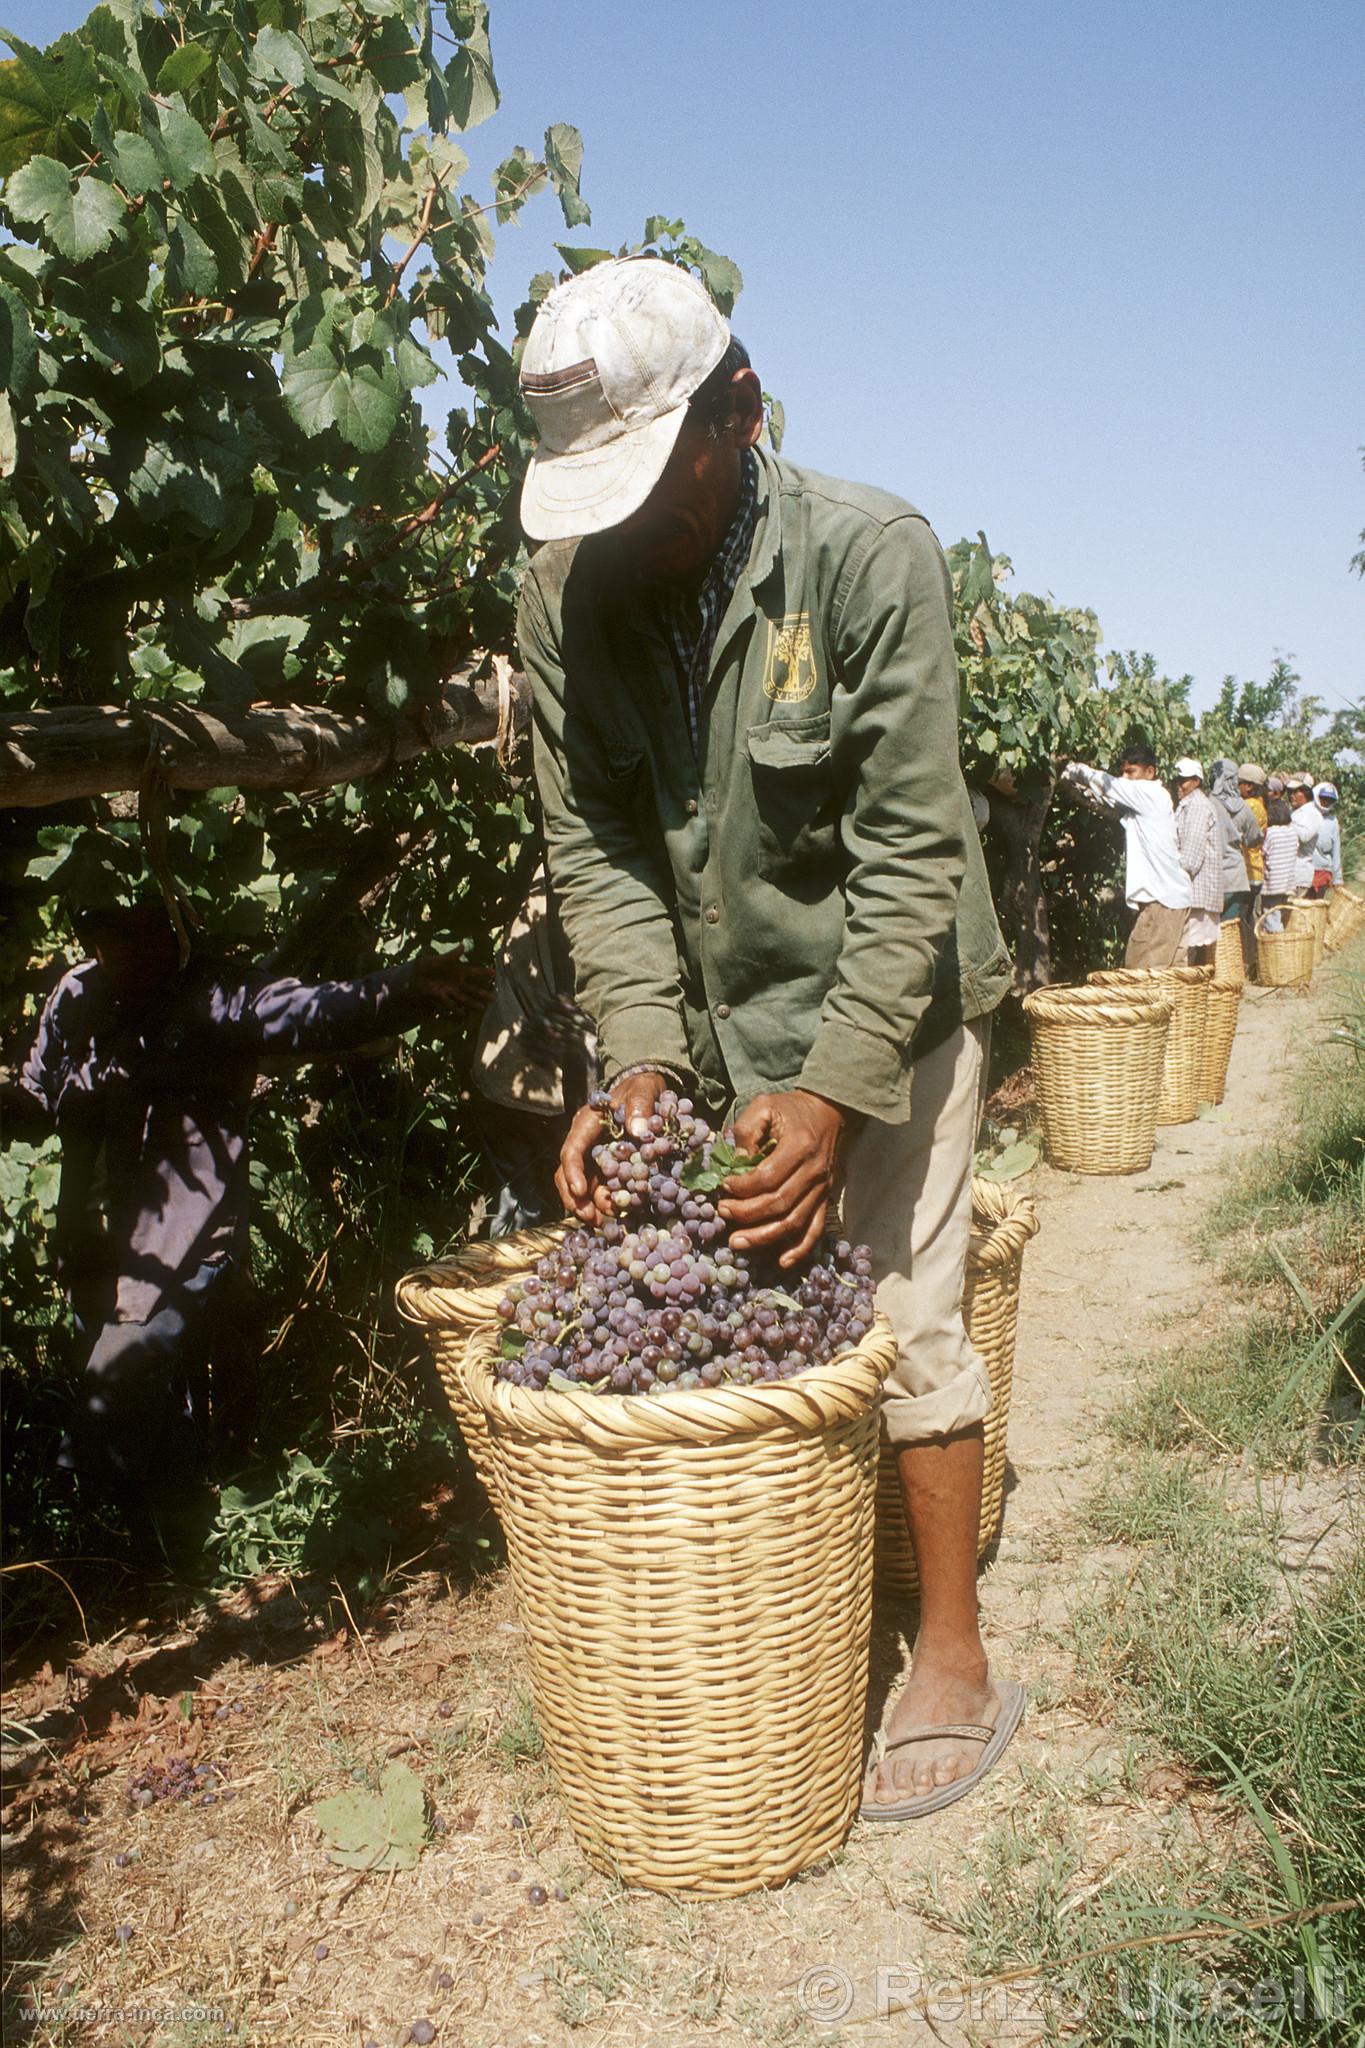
[841,1018,993,1449]
[1125,902,1189,968]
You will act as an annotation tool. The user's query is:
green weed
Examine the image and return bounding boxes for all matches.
[494,1686,544,1766]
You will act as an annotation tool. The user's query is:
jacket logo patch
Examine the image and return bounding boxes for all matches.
[763,613,818,702]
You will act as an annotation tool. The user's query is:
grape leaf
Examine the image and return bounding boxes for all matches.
[544,122,589,229]
[444,5,498,130]
[0,283,36,402]
[157,44,211,96]
[678,1138,767,1194]
[0,31,99,178]
[107,126,162,196]
[499,1328,525,1357]
[313,1761,428,1871]
[167,216,217,297]
[553,243,613,275]
[978,1140,1038,1182]
[281,345,402,452]
[150,100,216,188]
[692,243,742,316]
[251,24,310,88]
[6,155,124,261]
[0,393,18,479]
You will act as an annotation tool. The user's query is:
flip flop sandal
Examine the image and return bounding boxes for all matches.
[859,1679,1026,1822]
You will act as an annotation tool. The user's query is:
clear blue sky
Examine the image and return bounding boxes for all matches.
[10,0,1364,714]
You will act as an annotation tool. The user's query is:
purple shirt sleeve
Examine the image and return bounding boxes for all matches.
[19,967,90,1115]
[207,963,427,1055]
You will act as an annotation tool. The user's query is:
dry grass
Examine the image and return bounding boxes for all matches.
[6,1533,1296,2048]
[5,961,1362,2045]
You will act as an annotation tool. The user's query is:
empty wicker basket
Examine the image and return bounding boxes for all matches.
[874,1179,1040,1599]
[1255,913,1314,988]
[460,1310,895,1895]
[1198,982,1241,1106]
[1325,887,1365,952]
[1088,965,1213,1124]
[1023,982,1172,1174]
[1213,917,1246,987]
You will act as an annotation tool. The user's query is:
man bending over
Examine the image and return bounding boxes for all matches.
[514,256,1022,1819]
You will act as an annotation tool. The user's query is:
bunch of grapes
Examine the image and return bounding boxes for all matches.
[127,1756,231,1807]
[494,1089,877,1397]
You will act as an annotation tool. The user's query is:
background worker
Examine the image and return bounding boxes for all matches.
[1260,798,1298,929]
[515,256,1021,1820]
[1310,783,1343,896]
[1287,777,1324,896]
[1237,762,1270,921]
[1173,757,1223,965]
[1059,744,1192,966]
[17,900,484,1562]
[1210,757,1262,961]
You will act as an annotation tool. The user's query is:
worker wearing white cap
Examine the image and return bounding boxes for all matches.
[517,255,1024,1823]
[1310,783,1343,896]
[1173,758,1223,963]
[1236,764,1269,897]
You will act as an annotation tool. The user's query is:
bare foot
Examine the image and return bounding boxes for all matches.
[867,1652,1000,1804]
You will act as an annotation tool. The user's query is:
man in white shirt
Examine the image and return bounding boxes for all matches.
[1060,743,1192,968]
[1286,777,1324,894]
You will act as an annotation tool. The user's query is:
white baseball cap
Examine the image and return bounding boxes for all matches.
[1174,757,1204,781]
[518,256,730,543]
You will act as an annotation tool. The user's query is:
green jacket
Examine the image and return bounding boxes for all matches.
[517,448,1011,1124]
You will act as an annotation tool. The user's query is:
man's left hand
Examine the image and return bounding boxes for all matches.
[717,1089,848,1268]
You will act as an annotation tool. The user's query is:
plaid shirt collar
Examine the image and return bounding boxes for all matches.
[660,448,759,757]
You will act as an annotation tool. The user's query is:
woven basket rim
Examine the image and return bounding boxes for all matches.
[968,1179,1041,1265]
[1255,914,1315,940]
[394,1225,569,1324]
[1088,964,1212,988]
[461,1320,895,1446]
[1023,984,1173,1026]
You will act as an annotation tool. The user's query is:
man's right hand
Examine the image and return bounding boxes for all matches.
[555,1068,668,1223]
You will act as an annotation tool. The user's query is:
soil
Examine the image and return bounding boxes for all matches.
[1,964,1355,2048]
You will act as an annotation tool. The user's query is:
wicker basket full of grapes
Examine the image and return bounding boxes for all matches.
[398,1091,895,1895]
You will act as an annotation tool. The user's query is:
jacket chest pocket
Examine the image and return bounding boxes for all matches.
[745,714,839,888]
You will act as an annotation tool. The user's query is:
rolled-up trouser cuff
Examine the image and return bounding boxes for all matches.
[881,1354,992,1449]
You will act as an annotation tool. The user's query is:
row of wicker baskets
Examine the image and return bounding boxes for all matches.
[396,1177,1039,1895]
[385,884,1365,1892]
[1023,951,1246,1173]
[1022,883,1364,1174]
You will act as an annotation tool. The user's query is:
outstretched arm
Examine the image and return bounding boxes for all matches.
[209,955,489,1057]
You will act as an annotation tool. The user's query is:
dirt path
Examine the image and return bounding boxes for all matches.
[1,967,1349,2048]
